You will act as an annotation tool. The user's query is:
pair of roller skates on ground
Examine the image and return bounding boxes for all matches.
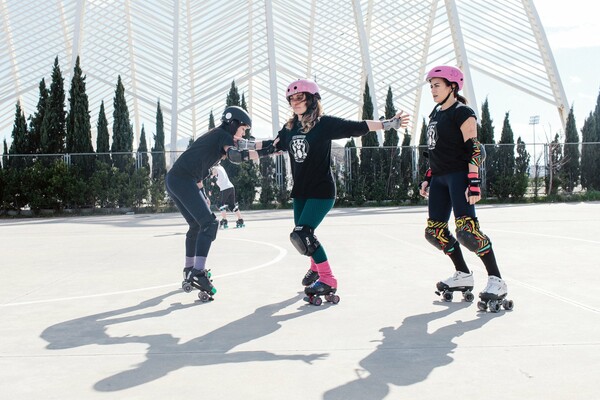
[181,267,216,302]
[435,271,514,313]
[219,218,245,229]
[302,269,340,306]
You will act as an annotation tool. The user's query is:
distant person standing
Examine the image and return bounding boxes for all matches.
[210,163,245,229]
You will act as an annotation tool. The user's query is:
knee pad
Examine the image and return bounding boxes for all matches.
[186,224,200,240]
[232,203,239,213]
[455,216,492,256]
[200,213,219,242]
[424,219,458,255]
[289,225,320,256]
[219,205,228,212]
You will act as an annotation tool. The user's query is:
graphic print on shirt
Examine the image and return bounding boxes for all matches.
[427,121,438,150]
[290,135,309,163]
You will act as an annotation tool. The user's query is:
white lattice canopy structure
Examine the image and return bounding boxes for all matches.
[1,0,567,161]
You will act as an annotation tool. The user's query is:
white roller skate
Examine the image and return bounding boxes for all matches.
[477,276,514,313]
[435,271,475,302]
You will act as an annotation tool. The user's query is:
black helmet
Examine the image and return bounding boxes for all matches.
[221,106,252,127]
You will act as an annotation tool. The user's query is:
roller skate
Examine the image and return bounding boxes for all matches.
[435,271,475,302]
[219,219,228,229]
[235,218,245,228]
[303,281,339,306]
[302,269,319,286]
[181,267,216,302]
[477,276,513,313]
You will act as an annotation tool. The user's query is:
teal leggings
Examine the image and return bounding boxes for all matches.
[293,198,335,264]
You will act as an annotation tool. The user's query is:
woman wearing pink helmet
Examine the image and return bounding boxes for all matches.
[420,66,512,312]
[274,78,409,305]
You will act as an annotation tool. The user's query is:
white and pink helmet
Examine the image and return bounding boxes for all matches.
[286,79,321,100]
[426,65,464,91]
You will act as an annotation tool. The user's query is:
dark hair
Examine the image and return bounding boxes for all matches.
[219,119,244,135]
[285,92,323,132]
[443,78,468,104]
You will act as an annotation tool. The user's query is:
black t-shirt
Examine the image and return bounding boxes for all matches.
[275,115,369,198]
[170,127,234,181]
[426,102,477,176]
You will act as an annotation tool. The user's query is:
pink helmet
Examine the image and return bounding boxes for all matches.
[426,66,464,91]
[286,79,320,99]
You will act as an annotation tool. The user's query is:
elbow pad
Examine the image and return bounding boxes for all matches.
[466,138,486,167]
[236,138,257,151]
[227,147,250,164]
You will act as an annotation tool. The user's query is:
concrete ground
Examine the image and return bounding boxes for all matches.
[1,202,598,399]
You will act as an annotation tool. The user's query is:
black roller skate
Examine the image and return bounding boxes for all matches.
[219,219,228,229]
[435,271,475,302]
[182,267,216,302]
[235,218,245,228]
[301,269,319,286]
[303,281,339,306]
[477,276,513,313]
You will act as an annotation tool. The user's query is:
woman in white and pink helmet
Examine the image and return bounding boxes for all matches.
[273,78,409,305]
[420,65,512,312]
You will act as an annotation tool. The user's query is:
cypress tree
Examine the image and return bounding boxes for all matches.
[580,112,599,190]
[562,107,580,193]
[546,133,563,195]
[359,81,381,200]
[66,56,94,176]
[491,112,515,199]
[40,56,66,155]
[478,98,496,196]
[9,102,29,168]
[345,138,363,203]
[138,124,150,170]
[398,130,413,200]
[111,75,134,173]
[382,86,400,199]
[514,136,531,199]
[221,81,242,183]
[417,117,429,181]
[28,78,48,155]
[96,101,111,165]
[208,110,215,129]
[151,101,167,181]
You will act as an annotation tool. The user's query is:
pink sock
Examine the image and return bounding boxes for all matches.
[315,260,337,287]
[309,257,318,272]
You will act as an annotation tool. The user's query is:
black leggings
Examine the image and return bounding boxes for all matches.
[428,170,475,221]
[428,170,501,277]
[166,171,214,258]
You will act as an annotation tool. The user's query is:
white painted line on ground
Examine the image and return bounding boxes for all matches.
[0,238,287,307]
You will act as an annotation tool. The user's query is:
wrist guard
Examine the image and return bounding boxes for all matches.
[381,117,401,130]
[257,140,276,157]
[467,172,481,196]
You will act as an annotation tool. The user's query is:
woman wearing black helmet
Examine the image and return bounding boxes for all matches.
[274,79,409,305]
[166,106,276,301]
[420,66,513,313]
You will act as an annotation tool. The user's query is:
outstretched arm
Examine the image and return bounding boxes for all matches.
[365,110,410,131]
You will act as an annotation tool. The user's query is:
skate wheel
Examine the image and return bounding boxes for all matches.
[198,292,210,302]
[488,300,501,313]
[311,297,322,306]
[503,299,514,311]
[477,301,488,311]
[463,291,475,302]
[443,291,453,302]
[182,282,193,293]
[330,295,340,304]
